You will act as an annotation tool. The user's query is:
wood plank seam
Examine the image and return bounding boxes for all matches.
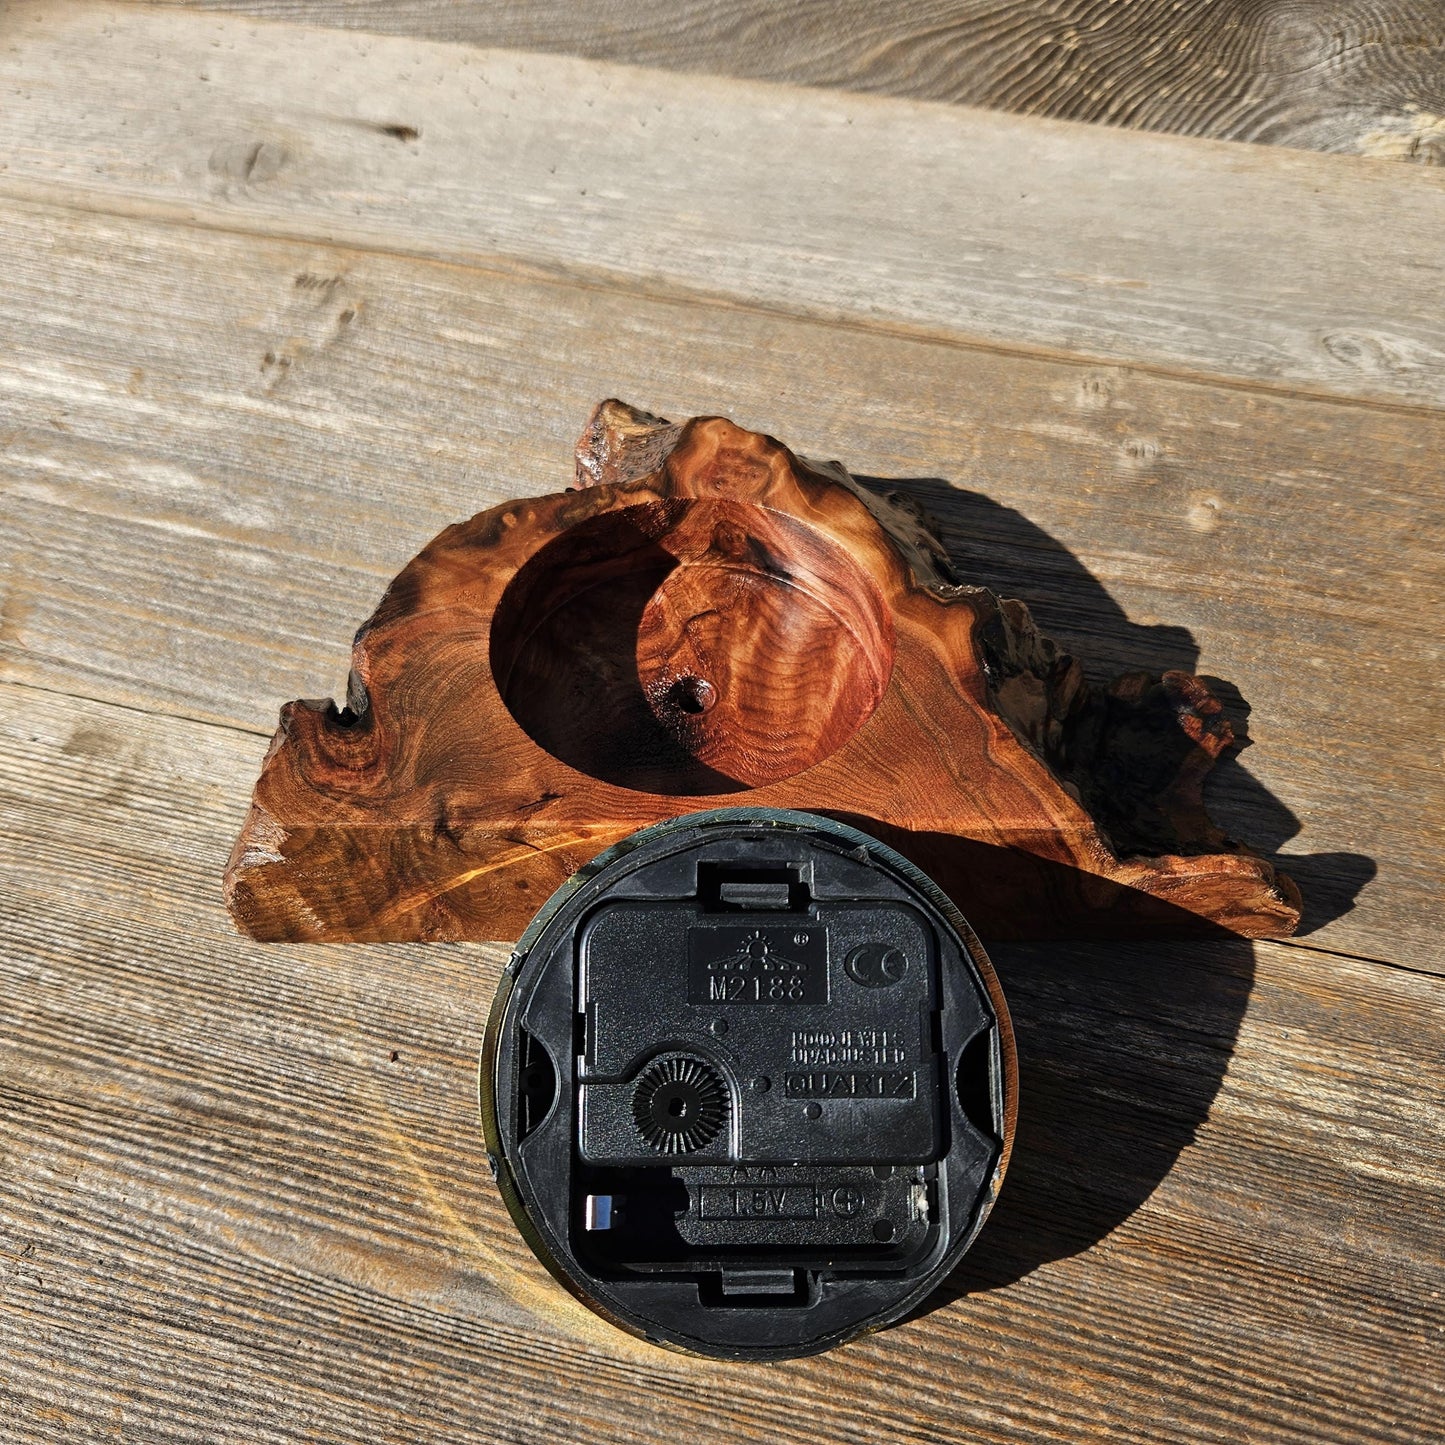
[5,178,1445,424]
[0,678,1415,980]
[3,2,1444,409]
[123,0,1445,165]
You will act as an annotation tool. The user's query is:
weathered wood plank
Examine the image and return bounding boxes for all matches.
[0,198,1438,967]
[2,3,1445,407]
[138,0,1445,162]
[3,7,1437,1437]
[1,683,1441,1443]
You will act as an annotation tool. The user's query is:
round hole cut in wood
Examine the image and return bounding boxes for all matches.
[223,400,1302,945]
[489,499,895,794]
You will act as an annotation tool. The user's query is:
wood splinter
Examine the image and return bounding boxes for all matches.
[224,400,1300,942]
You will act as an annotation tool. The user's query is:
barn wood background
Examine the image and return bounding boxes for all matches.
[0,3,1442,1442]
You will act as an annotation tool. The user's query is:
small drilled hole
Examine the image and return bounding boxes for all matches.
[872,1220,895,1242]
[668,676,716,714]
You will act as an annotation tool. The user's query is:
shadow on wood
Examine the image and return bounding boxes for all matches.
[920,931,1258,1305]
[857,474,1377,940]
[853,479,1373,1310]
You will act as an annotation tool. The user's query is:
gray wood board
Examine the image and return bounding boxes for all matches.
[133,0,1445,162]
[2,3,1444,408]
[1,682,1441,1444]
[1,197,1439,968]
[1,9,1441,1437]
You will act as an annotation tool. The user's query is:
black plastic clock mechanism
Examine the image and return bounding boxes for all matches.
[480,808,1016,1360]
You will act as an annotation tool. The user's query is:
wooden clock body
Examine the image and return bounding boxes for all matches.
[225,402,1300,943]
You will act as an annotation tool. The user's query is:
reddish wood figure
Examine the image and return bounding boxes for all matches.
[224,401,1300,942]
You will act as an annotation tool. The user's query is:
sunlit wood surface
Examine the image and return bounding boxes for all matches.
[0,4,1441,1441]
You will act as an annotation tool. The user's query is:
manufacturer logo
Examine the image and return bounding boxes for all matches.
[687,925,828,1005]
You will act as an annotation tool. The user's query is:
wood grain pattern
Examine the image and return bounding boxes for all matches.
[3,3,1445,408]
[140,0,1445,162]
[223,400,1299,943]
[2,683,1441,1443]
[0,7,1440,1436]
[0,198,1436,967]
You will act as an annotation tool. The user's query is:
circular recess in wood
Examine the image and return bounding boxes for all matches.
[489,499,895,794]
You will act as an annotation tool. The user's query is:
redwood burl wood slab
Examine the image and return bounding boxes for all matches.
[224,401,1301,942]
